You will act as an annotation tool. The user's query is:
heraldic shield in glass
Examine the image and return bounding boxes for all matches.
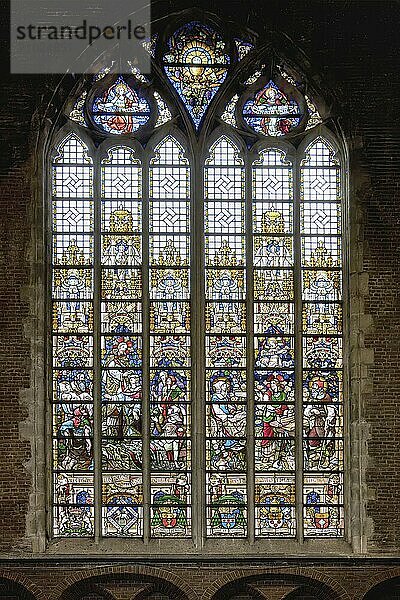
[51,19,345,541]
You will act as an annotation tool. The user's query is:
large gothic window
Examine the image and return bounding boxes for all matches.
[50,17,345,545]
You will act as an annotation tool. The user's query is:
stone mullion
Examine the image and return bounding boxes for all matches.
[245,153,255,543]
[93,151,102,542]
[142,152,151,544]
[192,143,204,548]
[293,151,304,543]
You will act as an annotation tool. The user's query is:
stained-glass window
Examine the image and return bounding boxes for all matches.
[163,21,230,128]
[51,18,345,546]
[243,80,302,136]
[92,76,151,135]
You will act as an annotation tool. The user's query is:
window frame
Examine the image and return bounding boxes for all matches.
[43,16,352,555]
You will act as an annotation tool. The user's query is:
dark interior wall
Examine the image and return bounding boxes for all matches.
[0,0,399,575]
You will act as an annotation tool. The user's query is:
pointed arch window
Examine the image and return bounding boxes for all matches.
[50,16,346,547]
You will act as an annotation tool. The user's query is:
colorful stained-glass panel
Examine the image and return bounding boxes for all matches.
[301,137,343,536]
[163,22,230,128]
[51,140,145,537]
[100,146,144,535]
[252,146,295,537]
[207,474,247,537]
[255,475,296,537]
[92,76,151,134]
[204,136,247,536]
[52,135,94,536]
[151,473,191,537]
[53,473,94,536]
[243,80,302,136]
[149,136,192,537]
[102,474,143,536]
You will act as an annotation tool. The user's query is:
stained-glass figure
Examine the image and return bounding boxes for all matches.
[163,22,230,128]
[207,371,247,438]
[92,76,151,134]
[243,80,302,136]
[102,369,142,404]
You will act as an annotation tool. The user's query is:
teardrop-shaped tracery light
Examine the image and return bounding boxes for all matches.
[243,80,302,137]
[163,21,230,129]
[92,76,151,135]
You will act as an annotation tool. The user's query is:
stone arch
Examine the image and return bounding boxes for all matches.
[202,569,350,600]
[54,566,194,600]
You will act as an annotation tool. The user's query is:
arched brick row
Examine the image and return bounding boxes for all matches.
[0,577,39,600]
[54,565,197,600]
[206,573,346,600]
[56,571,192,600]
[362,576,400,600]
[58,581,115,600]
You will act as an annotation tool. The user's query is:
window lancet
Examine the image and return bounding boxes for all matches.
[50,18,345,545]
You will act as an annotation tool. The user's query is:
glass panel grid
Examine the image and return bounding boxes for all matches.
[52,135,94,537]
[149,136,192,538]
[300,138,344,538]
[252,145,296,538]
[205,137,247,537]
[100,146,144,537]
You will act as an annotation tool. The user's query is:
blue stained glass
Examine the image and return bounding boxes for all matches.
[243,80,302,137]
[93,76,151,135]
[163,22,230,128]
